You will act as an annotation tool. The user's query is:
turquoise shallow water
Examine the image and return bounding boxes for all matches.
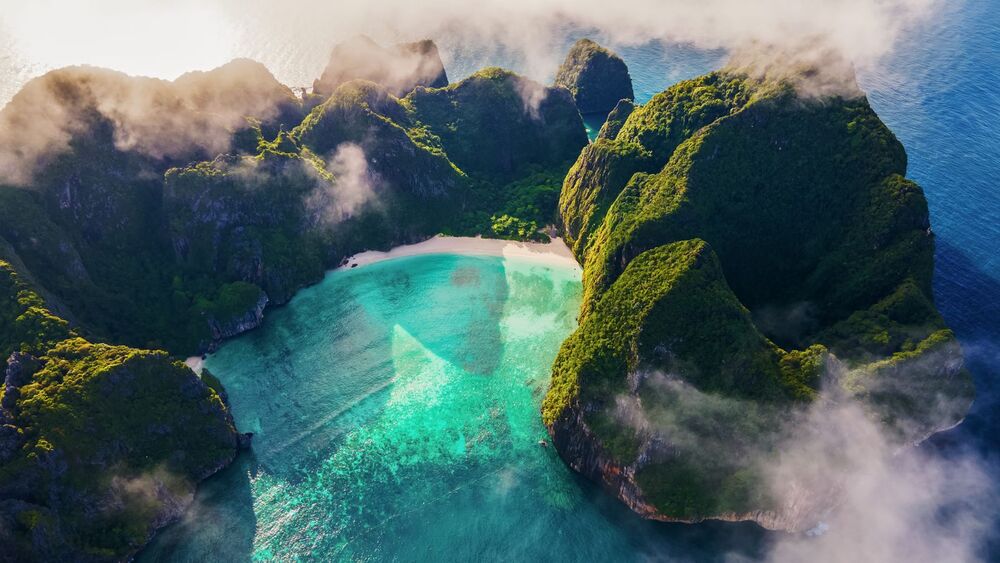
[140,254,766,561]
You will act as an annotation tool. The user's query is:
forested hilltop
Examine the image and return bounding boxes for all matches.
[0,39,585,560]
[544,67,973,529]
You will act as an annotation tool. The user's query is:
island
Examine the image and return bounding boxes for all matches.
[554,38,635,115]
[544,67,973,530]
[311,35,449,99]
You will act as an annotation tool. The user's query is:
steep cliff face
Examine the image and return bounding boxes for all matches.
[596,99,635,141]
[0,61,303,353]
[545,70,973,530]
[558,72,754,258]
[0,59,584,356]
[0,262,238,561]
[312,36,449,98]
[554,39,635,115]
[405,67,588,182]
[202,284,269,344]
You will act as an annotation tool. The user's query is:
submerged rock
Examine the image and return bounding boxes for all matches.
[238,432,254,450]
[555,39,635,115]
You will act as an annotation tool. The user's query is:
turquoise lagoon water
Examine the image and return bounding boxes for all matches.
[140,254,766,561]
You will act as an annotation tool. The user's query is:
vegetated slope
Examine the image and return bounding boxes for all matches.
[544,69,973,530]
[0,62,585,354]
[0,261,240,561]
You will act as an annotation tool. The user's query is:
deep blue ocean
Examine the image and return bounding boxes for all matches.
[137,2,1000,560]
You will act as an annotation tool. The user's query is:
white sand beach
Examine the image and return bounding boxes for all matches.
[338,235,582,271]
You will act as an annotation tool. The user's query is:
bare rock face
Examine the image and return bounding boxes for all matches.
[312,36,449,98]
[555,39,634,115]
[205,289,269,345]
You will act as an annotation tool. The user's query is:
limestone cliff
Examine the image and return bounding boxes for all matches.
[0,262,239,561]
[544,69,973,530]
[555,39,635,115]
[312,36,449,98]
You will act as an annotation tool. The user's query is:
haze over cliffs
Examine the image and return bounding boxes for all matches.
[312,35,449,98]
[0,262,241,560]
[545,67,972,530]
[0,39,585,560]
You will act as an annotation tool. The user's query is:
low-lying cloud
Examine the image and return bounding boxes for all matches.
[3,0,939,99]
[615,365,996,561]
[0,0,943,184]
[0,60,294,185]
[761,401,996,563]
[305,143,379,226]
[212,0,938,91]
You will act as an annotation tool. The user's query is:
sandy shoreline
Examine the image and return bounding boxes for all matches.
[186,235,580,371]
[337,235,582,271]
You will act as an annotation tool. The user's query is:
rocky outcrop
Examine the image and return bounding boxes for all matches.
[0,353,35,464]
[549,395,839,532]
[0,266,241,561]
[597,99,635,140]
[406,67,588,181]
[555,39,635,115]
[0,338,240,561]
[544,68,973,530]
[206,289,268,344]
[312,36,448,98]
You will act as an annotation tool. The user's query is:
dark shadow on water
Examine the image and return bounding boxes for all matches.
[927,239,1000,453]
[925,240,1000,560]
[565,471,773,562]
[137,451,260,563]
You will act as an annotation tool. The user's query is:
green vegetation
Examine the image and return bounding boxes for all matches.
[405,67,587,182]
[559,72,757,258]
[554,39,635,115]
[0,262,74,360]
[0,262,237,560]
[0,64,585,357]
[546,69,973,522]
[544,240,821,425]
[0,58,584,560]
